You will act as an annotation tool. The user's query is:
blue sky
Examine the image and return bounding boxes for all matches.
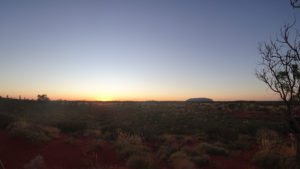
[0,0,299,101]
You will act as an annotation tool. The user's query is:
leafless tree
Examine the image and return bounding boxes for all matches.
[290,0,300,8]
[256,22,300,168]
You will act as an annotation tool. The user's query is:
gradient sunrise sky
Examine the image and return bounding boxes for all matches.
[0,0,299,101]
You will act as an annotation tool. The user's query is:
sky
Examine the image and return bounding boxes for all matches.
[0,0,299,101]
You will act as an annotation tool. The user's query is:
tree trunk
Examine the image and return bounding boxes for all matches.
[296,133,300,169]
[286,103,300,169]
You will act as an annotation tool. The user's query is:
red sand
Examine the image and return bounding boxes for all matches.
[0,130,259,169]
[0,130,125,169]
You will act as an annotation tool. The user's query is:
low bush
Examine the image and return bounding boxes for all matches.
[196,143,228,156]
[168,151,189,162]
[229,134,255,150]
[126,155,154,169]
[180,146,210,167]
[171,158,195,169]
[24,155,45,169]
[8,121,59,144]
[252,150,282,169]
[64,136,79,146]
[0,112,15,129]
[90,139,105,150]
[83,129,102,138]
[280,156,296,169]
[116,130,142,145]
[190,154,210,167]
[156,143,179,162]
[114,131,150,159]
[115,143,149,159]
[256,129,280,150]
[56,120,87,134]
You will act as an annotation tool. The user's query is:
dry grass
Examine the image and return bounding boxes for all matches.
[8,121,59,144]
[256,129,280,150]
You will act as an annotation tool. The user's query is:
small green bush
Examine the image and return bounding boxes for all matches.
[126,155,154,169]
[196,143,228,156]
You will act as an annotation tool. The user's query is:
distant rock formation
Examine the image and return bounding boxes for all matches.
[186,98,213,102]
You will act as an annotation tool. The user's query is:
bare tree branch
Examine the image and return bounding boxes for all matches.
[290,0,300,8]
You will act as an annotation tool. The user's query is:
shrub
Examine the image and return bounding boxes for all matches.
[280,156,296,169]
[64,136,79,146]
[229,134,255,150]
[116,131,142,145]
[252,150,282,169]
[171,158,195,169]
[126,155,154,169]
[90,139,105,150]
[156,143,179,162]
[180,146,210,167]
[114,130,150,159]
[196,143,228,156]
[83,129,102,138]
[8,121,59,144]
[56,120,87,134]
[256,129,280,150]
[116,143,149,159]
[0,113,14,129]
[168,151,189,162]
[40,126,60,139]
[24,155,45,169]
[183,136,194,145]
[190,154,210,167]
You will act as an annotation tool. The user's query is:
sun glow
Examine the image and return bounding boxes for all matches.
[96,96,113,101]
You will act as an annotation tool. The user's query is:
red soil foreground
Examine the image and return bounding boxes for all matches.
[0,130,125,169]
[0,130,259,169]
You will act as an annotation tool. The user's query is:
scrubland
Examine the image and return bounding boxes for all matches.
[0,98,297,169]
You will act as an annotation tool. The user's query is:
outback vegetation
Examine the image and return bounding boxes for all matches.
[0,96,298,169]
